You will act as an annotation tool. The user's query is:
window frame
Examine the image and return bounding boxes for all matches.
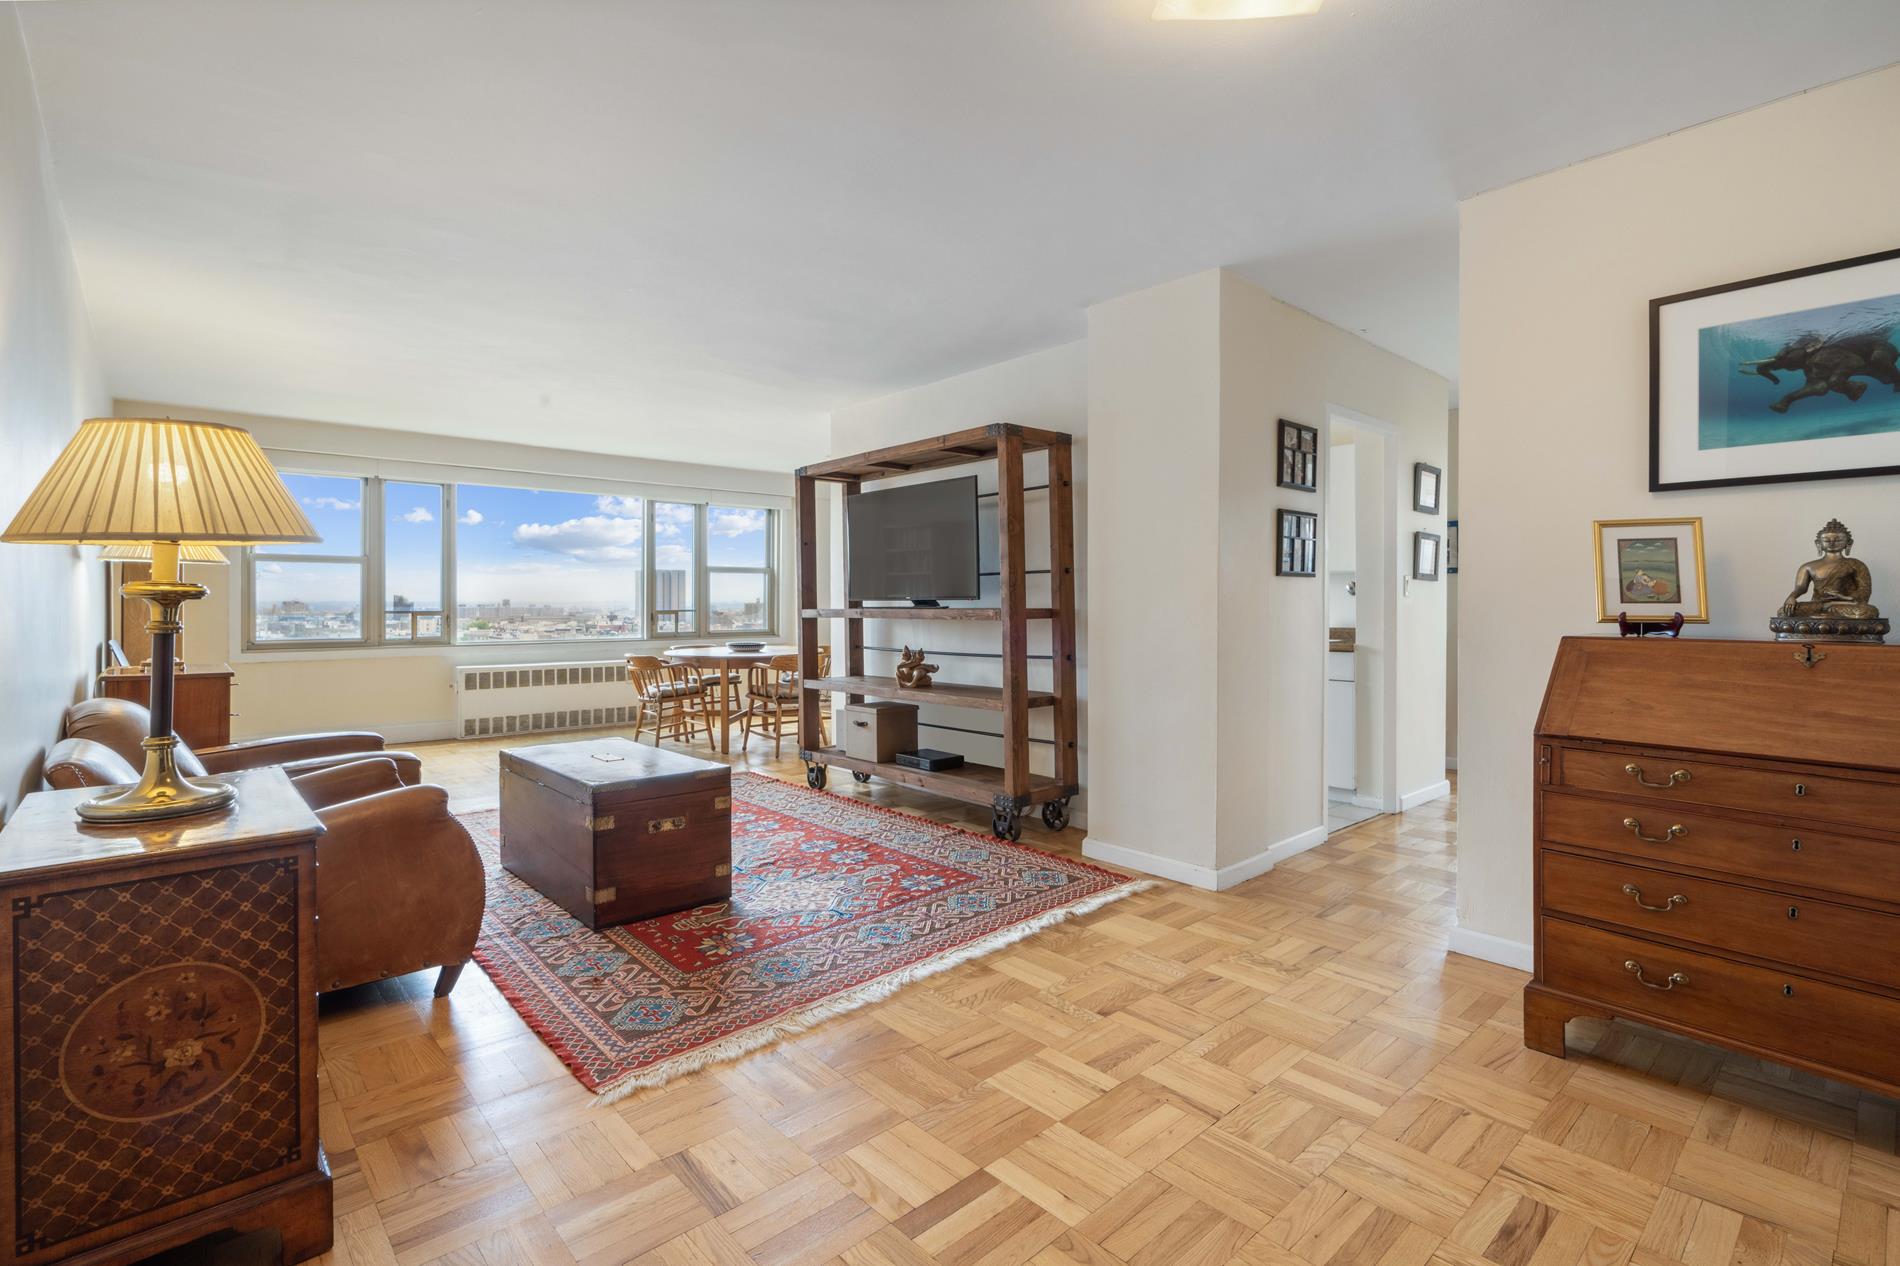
[381,479,451,646]
[245,472,373,649]
[242,469,781,653]
[704,504,776,635]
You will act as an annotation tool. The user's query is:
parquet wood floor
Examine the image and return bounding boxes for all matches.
[311,727,1900,1266]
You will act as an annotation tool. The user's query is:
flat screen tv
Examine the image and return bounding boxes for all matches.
[846,476,981,604]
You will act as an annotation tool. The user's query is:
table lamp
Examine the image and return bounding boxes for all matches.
[3,418,317,822]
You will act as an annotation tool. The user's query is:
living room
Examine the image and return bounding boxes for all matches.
[5,3,1900,1264]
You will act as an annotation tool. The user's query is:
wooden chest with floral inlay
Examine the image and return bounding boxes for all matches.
[0,767,330,1265]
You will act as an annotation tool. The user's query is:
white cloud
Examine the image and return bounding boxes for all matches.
[303,496,358,511]
[399,506,435,524]
[458,508,484,526]
[514,515,644,561]
[655,543,693,570]
[653,503,695,539]
[595,495,642,518]
[258,561,284,574]
[709,508,766,538]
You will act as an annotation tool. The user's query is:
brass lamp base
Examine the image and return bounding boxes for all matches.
[78,555,237,824]
[77,735,237,823]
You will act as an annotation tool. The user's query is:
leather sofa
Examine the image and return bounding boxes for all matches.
[62,697,424,784]
[46,723,483,998]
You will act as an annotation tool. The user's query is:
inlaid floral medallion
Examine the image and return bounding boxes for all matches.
[59,961,266,1122]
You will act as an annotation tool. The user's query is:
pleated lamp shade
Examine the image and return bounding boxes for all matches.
[97,543,230,564]
[2,418,319,545]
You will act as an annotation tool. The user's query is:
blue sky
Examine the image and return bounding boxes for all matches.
[267,474,770,610]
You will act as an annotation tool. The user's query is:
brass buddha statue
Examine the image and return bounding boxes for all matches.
[1769,519,1888,643]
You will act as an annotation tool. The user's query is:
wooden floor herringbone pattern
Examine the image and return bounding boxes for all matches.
[310,730,1900,1266]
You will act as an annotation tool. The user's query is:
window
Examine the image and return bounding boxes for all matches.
[252,474,367,643]
[707,505,772,632]
[244,468,777,649]
[385,482,445,641]
[651,502,698,636]
[455,485,644,642]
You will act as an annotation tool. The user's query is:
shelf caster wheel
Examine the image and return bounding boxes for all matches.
[806,764,828,790]
[1041,799,1071,831]
[852,771,872,784]
[991,808,1022,843]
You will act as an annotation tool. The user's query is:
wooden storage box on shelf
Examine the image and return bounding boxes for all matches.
[841,701,919,764]
[500,737,731,930]
[1526,636,1900,1097]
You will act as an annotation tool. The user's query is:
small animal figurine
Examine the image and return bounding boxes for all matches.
[894,646,939,688]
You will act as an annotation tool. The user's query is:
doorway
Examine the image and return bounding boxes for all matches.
[1324,410,1398,834]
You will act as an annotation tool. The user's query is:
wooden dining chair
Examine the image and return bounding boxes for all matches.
[739,654,803,757]
[627,655,714,749]
[667,644,743,701]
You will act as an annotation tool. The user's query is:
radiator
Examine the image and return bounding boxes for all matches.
[454,660,635,739]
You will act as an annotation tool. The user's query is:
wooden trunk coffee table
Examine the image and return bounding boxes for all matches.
[499,737,732,929]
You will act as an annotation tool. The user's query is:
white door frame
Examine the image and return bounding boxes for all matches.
[1323,405,1402,817]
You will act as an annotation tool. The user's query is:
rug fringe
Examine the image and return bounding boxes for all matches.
[591,877,1158,1105]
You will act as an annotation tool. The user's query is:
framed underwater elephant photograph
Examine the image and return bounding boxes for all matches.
[1651,247,1900,491]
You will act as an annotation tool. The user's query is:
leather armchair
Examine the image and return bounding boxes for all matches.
[43,741,483,998]
[63,697,423,784]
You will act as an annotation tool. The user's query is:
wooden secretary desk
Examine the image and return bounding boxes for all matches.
[1528,636,1900,1096]
[0,768,330,1265]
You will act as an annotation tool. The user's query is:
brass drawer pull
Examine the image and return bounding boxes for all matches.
[1621,883,1686,913]
[1624,960,1687,991]
[1625,763,1691,789]
[1623,817,1687,844]
[648,816,687,834]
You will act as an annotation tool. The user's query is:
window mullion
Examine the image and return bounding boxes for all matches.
[366,477,385,647]
[443,483,458,644]
[695,503,708,636]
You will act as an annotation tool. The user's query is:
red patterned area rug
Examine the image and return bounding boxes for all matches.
[467,772,1146,1101]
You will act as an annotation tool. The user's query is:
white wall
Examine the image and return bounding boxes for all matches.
[1082,270,1448,888]
[117,401,794,743]
[1457,65,1900,963]
[1445,407,1458,766]
[1086,273,1224,873]
[826,341,1090,819]
[0,12,109,818]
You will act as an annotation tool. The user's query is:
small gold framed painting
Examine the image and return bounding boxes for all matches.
[1593,517,1708,624]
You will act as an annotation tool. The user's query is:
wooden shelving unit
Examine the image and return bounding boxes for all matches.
[795,423,1079,840]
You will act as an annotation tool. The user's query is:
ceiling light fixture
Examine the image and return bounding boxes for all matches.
[1152,0,1322,18]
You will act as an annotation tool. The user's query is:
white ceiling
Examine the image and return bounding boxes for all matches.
[18,1,1900,470]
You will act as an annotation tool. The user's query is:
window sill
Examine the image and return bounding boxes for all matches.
[231,633,783,666]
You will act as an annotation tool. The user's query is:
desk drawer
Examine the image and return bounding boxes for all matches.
[1541,918,1900,1089]
[1541,851,1900,992]
[1540,790,1900,906]
[1558,746,1900,835]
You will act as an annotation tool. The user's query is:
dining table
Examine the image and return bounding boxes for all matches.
[662,644,798,754]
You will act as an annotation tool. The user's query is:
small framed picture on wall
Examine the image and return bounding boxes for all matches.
[1277,419,1318,492]
[1413,531,1442,581]
[1277,509,1318,576]
[1413,462,1443,514]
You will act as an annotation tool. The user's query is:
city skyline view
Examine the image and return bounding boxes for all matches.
[254,473,772,642]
